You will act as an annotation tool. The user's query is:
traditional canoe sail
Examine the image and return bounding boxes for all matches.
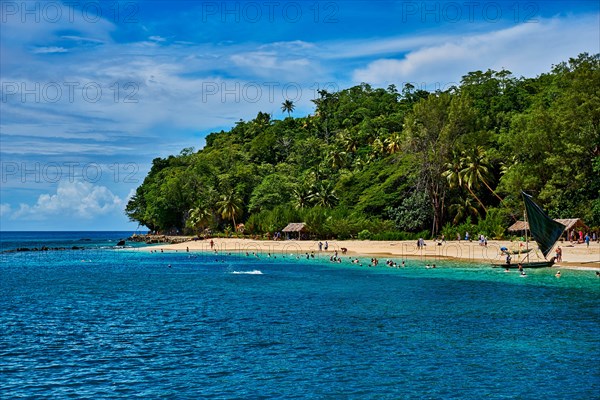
[522,191,565,258]
[492,192,564,268]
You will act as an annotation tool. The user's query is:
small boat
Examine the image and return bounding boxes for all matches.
[500,247,532,255]
[492,191,565,269]
[492,257,556,269]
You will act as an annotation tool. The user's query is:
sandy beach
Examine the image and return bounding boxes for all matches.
[137,238,600,270]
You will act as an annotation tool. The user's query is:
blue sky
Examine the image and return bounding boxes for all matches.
[1,1,598,231]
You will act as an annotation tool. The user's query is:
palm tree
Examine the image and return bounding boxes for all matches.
[327,149,347,169]
[385,132,402,154]
[371,138,384,157]
[216,190,242,230]
[281,99,295,117]
[442,151,463,189]
[338,130,360,153]
[444,149,487,212]
[460,146,503,204]
[309,181,338,208]
[293,185,312,209]
[449,196,480,224]
[276,136,293,158]
[187,206,211,235]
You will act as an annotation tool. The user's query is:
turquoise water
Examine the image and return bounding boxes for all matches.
[1,233,599,398]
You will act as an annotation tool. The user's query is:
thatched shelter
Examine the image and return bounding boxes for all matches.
[282,223,307,240]
[507,220,529,232]
[555,219,588,232]
[508,218,588,239]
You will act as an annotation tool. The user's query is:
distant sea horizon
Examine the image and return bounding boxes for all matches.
[0,231,147,252]
[0,230,146,233]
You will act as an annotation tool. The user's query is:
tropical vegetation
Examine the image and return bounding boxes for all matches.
[126,53,600,239]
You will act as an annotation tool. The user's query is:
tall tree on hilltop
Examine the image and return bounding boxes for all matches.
[281,99,295,117]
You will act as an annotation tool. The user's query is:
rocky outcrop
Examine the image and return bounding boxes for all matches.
[128,234,193,244]
[1,246,85,253]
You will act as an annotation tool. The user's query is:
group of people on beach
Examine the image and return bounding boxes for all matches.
[568,230,598,245]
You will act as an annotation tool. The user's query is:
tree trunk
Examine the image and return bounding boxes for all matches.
[466,186,487,213]
[483,180,504,203]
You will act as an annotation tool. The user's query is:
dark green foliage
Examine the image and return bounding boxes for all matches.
[126,54,599,239]
[386,190,432,232]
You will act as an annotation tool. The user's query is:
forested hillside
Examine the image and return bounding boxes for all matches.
[125,53,600,239]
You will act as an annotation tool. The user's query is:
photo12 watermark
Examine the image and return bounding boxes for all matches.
[399,1,540,23]
[200,81,339,103]
[1,1,139,24]
[1,81,139,104]
[200,1,339,23]
[1,162,139,184]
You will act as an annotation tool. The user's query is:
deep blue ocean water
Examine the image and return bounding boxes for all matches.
[1,232,599,398]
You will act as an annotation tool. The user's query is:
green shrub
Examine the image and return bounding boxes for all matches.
[357,230,372,240]
[441,217,477,240]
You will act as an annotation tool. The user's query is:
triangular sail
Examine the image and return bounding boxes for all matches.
[522,191,565,258]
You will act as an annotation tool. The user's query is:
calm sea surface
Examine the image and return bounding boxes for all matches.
[1,232,599,398]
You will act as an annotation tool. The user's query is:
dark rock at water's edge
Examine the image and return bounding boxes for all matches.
[128,234,192,244]
[1,246,85,254]
[116,240,126,246]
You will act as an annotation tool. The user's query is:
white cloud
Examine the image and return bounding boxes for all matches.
[323,34,453,60]
[12,180,123,220]
[352,15,600,88]
[149,36,167,42]
[32,46,68,54]
[230,51,312,79]
[0,204,11,217]
[60,35,105,44]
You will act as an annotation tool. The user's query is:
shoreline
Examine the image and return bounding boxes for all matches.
[131,238,600,270]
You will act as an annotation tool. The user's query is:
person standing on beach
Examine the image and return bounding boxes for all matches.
[324,241,329,251]
[585,233,590,247]
[556,246,562,262]
[318,241,323,251]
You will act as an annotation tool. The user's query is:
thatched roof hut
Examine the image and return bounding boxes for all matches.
[282,223,307,239]
[508,218,588,235]
[555,219,588,232]
[507,220,529,232]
